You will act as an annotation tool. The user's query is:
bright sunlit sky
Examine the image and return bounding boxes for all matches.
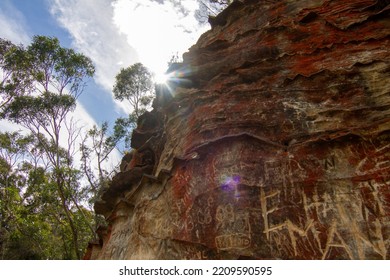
[0,0,211,129]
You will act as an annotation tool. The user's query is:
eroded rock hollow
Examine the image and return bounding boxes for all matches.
[86,0,390,259]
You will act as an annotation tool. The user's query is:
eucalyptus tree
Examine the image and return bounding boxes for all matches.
[0,131,90,259]
[0,38,31,112]
[80,122,125,203]
[0,131,59,259]
[113,63,154,126]
[1,35,95,259]
[0,131,34,259]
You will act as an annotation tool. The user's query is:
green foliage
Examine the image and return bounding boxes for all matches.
[112,117,133,149]
[3,92,76,130]
[80,121,128,203]
[0,131,96,259]
[0,132,53,259]
[0,132,33,163]
[113,63,154,120]
[112,63,154,150]
[0,38,32,111]
[25,36,95,97]
[0,36,96,259]
[79,121,128,236]
[0,35,133,260]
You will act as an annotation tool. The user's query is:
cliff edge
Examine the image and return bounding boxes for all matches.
[86,0,390,259]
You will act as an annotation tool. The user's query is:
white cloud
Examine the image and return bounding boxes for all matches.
[48,0,138,94]
[112,0,209,75]
[0,119,24,133]
[0,2,30,44]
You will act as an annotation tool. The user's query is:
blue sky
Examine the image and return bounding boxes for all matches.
[0,0,209,131]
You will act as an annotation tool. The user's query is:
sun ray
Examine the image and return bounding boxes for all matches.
[154,72,169,85]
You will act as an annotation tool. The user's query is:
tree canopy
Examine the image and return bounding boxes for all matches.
[0,38,31,112]
[113,62,154,125]
[0,35,97,259]
[1,35,159,259]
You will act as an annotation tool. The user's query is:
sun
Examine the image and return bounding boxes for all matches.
[154,72,169,85]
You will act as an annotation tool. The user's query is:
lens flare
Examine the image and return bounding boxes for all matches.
[221,175,240,191]
[220,175,241,199]
[154,64,194,103]
[154,72,169,85]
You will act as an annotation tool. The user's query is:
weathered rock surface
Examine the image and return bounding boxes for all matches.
[86,0,390,259]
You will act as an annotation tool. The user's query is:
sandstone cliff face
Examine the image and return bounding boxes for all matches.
[87,0,390,259]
